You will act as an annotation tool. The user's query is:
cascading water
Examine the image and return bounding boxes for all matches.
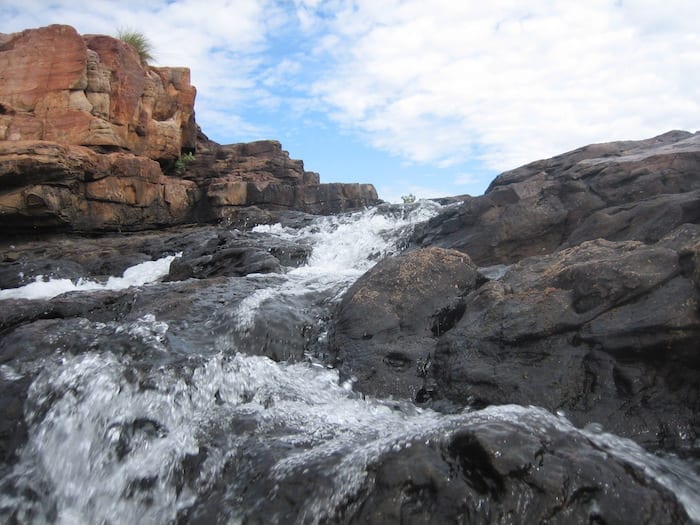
[0,255,180,301]
[0,202,698,524]
[224,203,444,361]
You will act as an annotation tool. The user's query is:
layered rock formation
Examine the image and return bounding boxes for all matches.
[0,25,378,233]
[0,141,197,231]
[0,24,195,160]
[332,130,700,455]
[189,132,379,220]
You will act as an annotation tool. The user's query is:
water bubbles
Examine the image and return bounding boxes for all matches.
[125,314,171,352]
[0,364,22,381]
[584,422,605,434]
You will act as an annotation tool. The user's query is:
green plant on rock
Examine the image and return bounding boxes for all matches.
[174,152,196,175]
[401,194,416,204]
[116,28,154,65]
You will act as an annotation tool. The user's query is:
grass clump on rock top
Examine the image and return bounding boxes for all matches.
[116,28,154,65]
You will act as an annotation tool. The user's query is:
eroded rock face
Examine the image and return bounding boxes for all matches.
[0,25,379,232]
[189,134,380,219]
[0,141,198,231]
[0,24,199,231]
[413,130,700,266]
[0,25,196,162]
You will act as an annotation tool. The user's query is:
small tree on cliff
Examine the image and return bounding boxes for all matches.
[116,28,154,65]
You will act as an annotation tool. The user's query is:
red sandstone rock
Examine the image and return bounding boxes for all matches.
[0,25,196,162]
[0,25,379,232]
[0,141,198,231]
[188,135,378,218]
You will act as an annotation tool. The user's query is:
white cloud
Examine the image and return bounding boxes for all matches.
[309,1,700,171]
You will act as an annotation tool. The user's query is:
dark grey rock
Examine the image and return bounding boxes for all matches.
[177,407,691,524]
[330,247,484,399]
[426,234,700,454]
[412,130,700,266]
[0,259,86,289]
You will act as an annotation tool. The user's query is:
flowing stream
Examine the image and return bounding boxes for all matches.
[0,203,698,524]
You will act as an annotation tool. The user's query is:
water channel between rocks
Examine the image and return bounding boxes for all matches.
[0,202,698,524]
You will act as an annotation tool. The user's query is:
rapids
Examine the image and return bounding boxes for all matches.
[0,202,698,524]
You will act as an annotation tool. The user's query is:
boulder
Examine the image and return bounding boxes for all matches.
[331,247,484,399]
[166,233,283,281]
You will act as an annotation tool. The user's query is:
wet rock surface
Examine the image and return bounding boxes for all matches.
[0,221,327,466]
[331,247,484,399]
[0,258,86,288]
[166,229,312,281]
[333,227,700,455]
[1,133,699,522]
[430,231,700,454]
[177,406,690,524]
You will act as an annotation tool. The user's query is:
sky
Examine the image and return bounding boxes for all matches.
[1,1,698,203]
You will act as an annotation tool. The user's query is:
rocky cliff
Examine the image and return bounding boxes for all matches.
[0,25,379,233]
[0,24,196,161]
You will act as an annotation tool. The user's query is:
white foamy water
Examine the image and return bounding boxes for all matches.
[582,427,700,520]
[255,202,442,275]
[0,254,181,301]
[3,339,698,524]
[232,202,443,334]
[0,342,448,523]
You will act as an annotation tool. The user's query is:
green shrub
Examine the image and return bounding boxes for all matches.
[401,194,416,204]
[116,28,154,65]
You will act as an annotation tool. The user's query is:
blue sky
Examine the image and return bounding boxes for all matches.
[1,1,699,202]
